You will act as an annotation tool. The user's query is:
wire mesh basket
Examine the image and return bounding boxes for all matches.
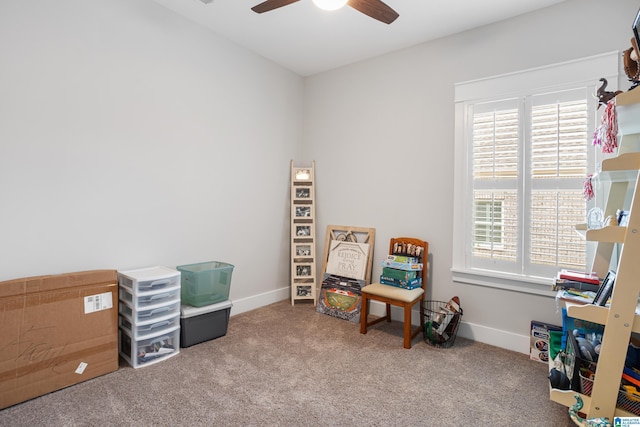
[423,300,463,348]
[580,369,640,416]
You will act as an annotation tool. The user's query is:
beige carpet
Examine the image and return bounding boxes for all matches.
[0,300,574,426]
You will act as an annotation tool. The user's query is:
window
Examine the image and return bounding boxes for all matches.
[473,194,510,256]
[452,52,619,293]
[473,198,503,248]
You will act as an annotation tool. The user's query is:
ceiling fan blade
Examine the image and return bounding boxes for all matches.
[251,0,301,14]
[348,0,399,24]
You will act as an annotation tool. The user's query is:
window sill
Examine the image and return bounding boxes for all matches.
[451,268,557,298]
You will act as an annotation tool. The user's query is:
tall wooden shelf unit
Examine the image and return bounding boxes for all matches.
[290,161,317,305]
[550,89,640,419]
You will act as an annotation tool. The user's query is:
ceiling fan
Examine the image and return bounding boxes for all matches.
[251,0,399,25]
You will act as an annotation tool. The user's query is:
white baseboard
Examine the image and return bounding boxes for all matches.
[229,286,290,316]
[457,321,530,355]
[229,291,530,356]
[368,300,530,355]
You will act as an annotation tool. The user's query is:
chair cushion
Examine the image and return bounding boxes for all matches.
[361,283,424,303]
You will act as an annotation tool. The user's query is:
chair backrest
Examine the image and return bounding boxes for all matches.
[388,237,428,295]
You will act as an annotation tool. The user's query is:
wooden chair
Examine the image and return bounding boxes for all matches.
[360,237,428,349]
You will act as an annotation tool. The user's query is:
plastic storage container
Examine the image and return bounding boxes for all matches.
[118,266,180,293]
[180,300,232,347]
[119,300,180,324]
[119,285,180,310]
[177,261,234,307]
[119,313,180,339]
[119,326,180,368]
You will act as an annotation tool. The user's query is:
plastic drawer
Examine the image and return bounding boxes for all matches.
[118,266,180,293]
[119,300,180,324]
[119,326,180,368]
[119,285,180,309]
[119,313,180,339]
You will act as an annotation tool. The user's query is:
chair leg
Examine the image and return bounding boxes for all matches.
[360,294,368,334]
[403,303,412,349]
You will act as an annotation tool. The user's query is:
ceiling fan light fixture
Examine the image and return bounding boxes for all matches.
[312,0,348,11]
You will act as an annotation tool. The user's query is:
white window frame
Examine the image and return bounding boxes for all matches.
[452,52,619,295]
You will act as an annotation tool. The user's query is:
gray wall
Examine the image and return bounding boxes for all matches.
[0,0,303,313]
[302,0,639,351]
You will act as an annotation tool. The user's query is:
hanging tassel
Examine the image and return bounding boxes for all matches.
[583,174,594,201]
[592,100,618,154]
[603,99,618,153]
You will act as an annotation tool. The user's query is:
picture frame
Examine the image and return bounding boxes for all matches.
[321,225,376,285]
[296,285,312,297]
[294,244,313,258]
[295,225,311,237]
[294,205,312,218]
[294,168,311,181]
[593,270,616,306]
[295,187,311,199]
[325,240,371,281]
[295,264,313,277]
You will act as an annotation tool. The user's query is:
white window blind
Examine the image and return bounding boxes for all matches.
[469,92,588,276]
[471,100,520,265]
[473,108,519,180]
[529,95,588,271]
[452,52,618,292]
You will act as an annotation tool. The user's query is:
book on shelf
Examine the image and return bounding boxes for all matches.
[553,278,600,293]
[558,269,600,285]
[556,289,596,304]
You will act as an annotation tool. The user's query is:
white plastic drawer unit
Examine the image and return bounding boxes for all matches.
[119,300,180,323]
[117,266,180,294]
[119,285,180,310]
[119,326,180,369]
[119,312,180,339]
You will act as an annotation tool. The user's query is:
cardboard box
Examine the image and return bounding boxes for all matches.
[0,270,119,409]
[530,320,562,363]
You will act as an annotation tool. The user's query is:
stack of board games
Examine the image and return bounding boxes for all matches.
[379,243,424,289]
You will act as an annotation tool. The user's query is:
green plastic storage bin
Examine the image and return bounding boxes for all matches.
[177,261,234,307]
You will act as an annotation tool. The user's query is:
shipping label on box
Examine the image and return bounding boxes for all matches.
[84,291,113,314]
[530,320,561,363]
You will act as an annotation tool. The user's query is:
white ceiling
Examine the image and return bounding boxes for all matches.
[150,0,567,76]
